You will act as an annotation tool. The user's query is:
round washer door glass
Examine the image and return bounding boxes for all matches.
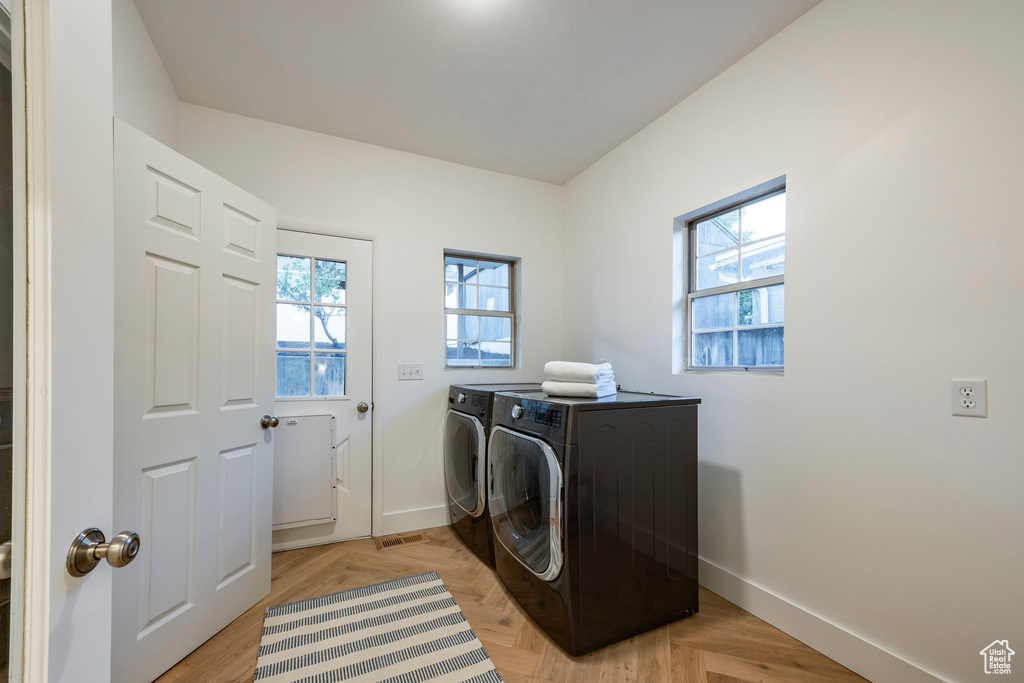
[445,410,486,517]
[488,426,563,581]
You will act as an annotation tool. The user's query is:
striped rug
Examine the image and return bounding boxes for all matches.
[254,571,502,682]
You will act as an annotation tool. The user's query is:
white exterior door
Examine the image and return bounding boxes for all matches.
[112,120,277,683]
[272,230,372,549]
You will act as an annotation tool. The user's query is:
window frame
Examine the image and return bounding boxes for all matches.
[676,176,786,373]
[275,253,349,399]
[443,250,518,369]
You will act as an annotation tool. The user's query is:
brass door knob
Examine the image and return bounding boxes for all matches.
[260,415,280,429]
[357,402,370,413]
[67,528,141,577]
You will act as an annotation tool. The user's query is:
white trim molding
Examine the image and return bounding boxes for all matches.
[14,0,52,679]
[379,505,448,537]
[699,557,950,683]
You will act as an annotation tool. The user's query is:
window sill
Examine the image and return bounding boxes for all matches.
[274,395,351,401]
[681,367,784,376]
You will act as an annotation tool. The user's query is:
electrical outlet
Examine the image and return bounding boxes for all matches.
[951,379,987,417]
[398,363,423,381]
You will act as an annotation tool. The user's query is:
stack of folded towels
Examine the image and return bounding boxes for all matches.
[541,361,617,398]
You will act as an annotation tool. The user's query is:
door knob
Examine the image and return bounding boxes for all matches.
[67,528,141,577]
[356,402,370,413]
[260,415,280,429]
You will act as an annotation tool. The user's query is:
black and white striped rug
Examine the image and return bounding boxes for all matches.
[253,571,502,682]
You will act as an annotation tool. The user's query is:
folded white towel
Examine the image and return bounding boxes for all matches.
[544,361,614,384]
[542,379,617,398]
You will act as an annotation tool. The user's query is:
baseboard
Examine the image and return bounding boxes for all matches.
[698,557,950,683]
[379,504,448,536]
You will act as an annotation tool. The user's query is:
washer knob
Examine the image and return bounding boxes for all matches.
[457,393,467,404]
[511,405,524,419]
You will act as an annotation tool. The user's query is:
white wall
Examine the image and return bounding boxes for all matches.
[112,0,179,149]
[561,2,1024,682]
[179,104,563,534]
[47,0,115,680]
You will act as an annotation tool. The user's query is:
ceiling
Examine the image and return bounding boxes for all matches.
[135,0,820,185]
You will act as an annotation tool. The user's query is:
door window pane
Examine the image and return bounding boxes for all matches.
[277,256,310,302]
[278,252,350,396]
[313,353,345,396]
[314,259,346,304]
[277,304,310,348]
[313,307,346,350]
[277,352,310,397]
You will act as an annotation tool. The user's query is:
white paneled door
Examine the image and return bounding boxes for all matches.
[112,120,277,683]
[272,231,372,549]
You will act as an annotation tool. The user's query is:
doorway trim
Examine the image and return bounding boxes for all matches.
[11,0,52,679]
[13,0,52,679]
[271,224,383,537]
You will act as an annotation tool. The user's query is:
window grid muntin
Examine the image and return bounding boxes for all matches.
[693,189,786,294]
[276,253,348,396]
[686,187,785,371]
[444,252,516,368]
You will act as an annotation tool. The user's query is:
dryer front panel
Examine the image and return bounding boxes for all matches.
[445,410,487,518]
[489,426,563,581]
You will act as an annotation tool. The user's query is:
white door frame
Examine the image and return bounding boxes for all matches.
[14,0,52,679]
[16,0,118,680]
[272,225,385,538]
[13,2,390,678]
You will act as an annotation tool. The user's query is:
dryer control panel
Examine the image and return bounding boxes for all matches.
[525,403,563,428]
[493,392,569,444]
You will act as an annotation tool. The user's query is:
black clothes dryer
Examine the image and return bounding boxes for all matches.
[445,383,541,567]
[488,389,701,655]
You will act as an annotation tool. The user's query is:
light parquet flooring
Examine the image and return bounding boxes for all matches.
[155,526,868,683]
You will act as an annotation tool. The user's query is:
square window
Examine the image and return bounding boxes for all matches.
[444,253,516,368]
[677,180,786,371]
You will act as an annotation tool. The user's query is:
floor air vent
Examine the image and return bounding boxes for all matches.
[373,532,429,551]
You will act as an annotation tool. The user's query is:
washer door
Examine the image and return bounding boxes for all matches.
[488,426,563,581]
[445,410,487,518]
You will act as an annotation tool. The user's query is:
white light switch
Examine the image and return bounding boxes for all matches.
[398,363,424,381]
[951,379,987,417]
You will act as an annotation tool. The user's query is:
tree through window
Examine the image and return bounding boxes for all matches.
[276,255,347,396]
